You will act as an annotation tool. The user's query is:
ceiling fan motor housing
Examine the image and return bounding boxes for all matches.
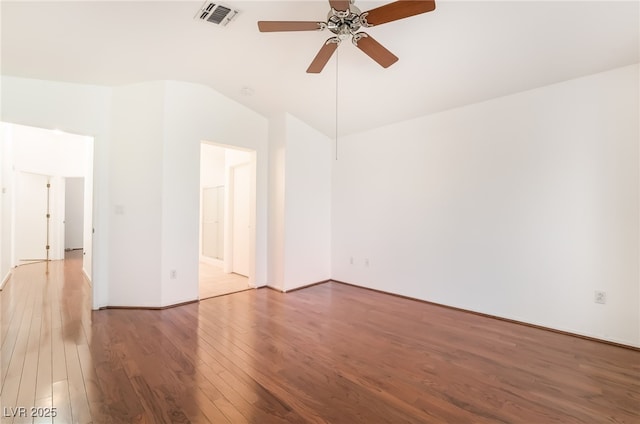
[327,5,365,39]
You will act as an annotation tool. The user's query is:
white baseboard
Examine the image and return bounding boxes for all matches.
[82,268,92,285]
[0,270,13,290]
[199,255,224,267]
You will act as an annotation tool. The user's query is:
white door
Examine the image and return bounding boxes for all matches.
[231,163,251,276]
[14,171,50,263]
[64,177,84,250]
[202,186,224,259]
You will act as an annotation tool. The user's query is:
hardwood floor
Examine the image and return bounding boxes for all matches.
[1,252,638,423]
[199,262,250,300]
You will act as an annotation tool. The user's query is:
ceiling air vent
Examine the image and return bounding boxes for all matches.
[195,2,239,26]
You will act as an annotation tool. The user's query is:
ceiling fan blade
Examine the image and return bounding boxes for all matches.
[258,21,324,32]
[329,0,350,11]
[307,38,340,73]
[362,0,436,26]
[353,33,398,68]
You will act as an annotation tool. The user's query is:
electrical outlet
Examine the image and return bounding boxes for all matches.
[170,270,177,279]
[350,257,354,265]
[594,290,606,304]
[365,258,370,267]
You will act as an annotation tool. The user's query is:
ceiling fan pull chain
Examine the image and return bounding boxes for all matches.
[335,47,339,161]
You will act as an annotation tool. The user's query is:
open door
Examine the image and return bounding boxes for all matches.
[14,171,51,264]
[231,163,251,277]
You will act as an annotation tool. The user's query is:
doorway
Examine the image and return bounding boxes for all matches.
[0,122,94,286]
[199,142,256,299]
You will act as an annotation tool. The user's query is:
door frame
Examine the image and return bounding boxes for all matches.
[199,141,257,287]
[228,162,252,277]
[0,122,94,297]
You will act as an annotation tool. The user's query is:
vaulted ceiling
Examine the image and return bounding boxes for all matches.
[2,1,638,136]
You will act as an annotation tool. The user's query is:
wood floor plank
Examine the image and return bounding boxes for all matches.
[128,375,173,424]
[1,267,38,424]
[51,379,72,424]
[14,272,44,417]
[32,395,54,424]
[34,282,53,404]
[192,386,232,424]
[63,341,92,424]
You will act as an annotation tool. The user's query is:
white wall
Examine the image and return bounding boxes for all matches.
[1,77,109,306]
[283,114,332,290]
[267,113,286,289]
[200,143,226,188]
[332,64,639,347]
[109,82,165,307]
[160,80,268,306]
[267,113,332,291]
[11,124,87,177]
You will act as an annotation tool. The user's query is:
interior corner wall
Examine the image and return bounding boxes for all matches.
[109,81,166,307]
[160,80,268,306]
[282,114,332,290]
[267,113,332,291]
[267,113,286,290]
[332,64,640,347]
[0,76,111,308]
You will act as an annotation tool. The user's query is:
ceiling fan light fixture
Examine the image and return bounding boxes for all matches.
[327,4,362,36]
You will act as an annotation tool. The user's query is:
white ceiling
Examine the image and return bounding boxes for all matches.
[2,1,638,136]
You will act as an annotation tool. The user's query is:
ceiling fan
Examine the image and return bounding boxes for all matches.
[257,0,436,73]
